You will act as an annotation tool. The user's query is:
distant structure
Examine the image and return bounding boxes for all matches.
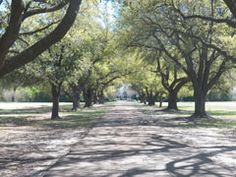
[116,84,138,100]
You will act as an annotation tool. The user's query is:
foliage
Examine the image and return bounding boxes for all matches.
[0,0,82,77]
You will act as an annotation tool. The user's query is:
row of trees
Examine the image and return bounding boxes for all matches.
[0,1,128,119]
[0,0,236,120]
[118,0,236,118]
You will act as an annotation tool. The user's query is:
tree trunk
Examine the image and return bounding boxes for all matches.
[139,93,146,104]
[166,91,178,110]
[84,88,93,108]
[159,95,163,108]
[72,86,81,111]
[191,88,208,119]
[93,92,98,104]
[147,92,156,106]
[148,98,155,106]
[98,91,105,104]
[223,0,236,18]
[11,86,17,102]
[144,99,147,105]
[51,83,61,120]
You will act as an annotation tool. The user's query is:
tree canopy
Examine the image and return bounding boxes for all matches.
[1,0,236,120]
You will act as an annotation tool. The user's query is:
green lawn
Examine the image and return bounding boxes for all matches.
[185,119,236,128]
[157,101,236,128]
[157,101,236,118]
[1,101,236,129]
[0,102,105,129]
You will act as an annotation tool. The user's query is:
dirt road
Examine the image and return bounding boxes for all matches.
[41,102,236,177]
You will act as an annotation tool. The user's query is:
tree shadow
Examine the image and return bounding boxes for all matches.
[1,102,235,176]
[40,132,236,177]
[0,116,33,126]
[31,111,104,129]
[166,146,236,177]
[0,105,105,129]
[38,103,236,176]
[0,107,52,115]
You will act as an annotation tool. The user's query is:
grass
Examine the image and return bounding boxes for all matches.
[1,101,236,129]
[146,101,236,128]
[0,103,105,129]
[0,107,52,115]
[32,110,105,129]
[0,116,31,126]
[173,109,236,118]
[184,119,236,128]
[173,102,236,118]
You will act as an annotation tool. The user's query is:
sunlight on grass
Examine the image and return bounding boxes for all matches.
[184,119,236,128]
[0,103,105,129]
[177,102,236,119]
[147,101,236,128]
[32,110,105,129]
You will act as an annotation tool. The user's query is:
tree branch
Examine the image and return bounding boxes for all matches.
[19,20,60,36]
[0,0,25,64]
[223,0,236,18]
[23,0,69,20]
[0,0,82,78]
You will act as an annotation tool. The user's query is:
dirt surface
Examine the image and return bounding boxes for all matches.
[1,102,236,177]
[0,126,90,177]
[43,102,236,177]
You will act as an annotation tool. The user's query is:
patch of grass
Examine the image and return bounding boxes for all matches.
[0,107,52,115]
[0,105,106,129]
[185,119,236,128]
[32,110,105,129]
[178,106,193,111]
[0,116,31,126]
[208,110,236,117]
[0,104,75,115]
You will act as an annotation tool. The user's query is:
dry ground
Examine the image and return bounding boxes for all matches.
[0,101,236,177]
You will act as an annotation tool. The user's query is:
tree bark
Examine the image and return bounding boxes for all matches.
[93,92,98,104]
[166,91,178,110]
[84,88,93,108]
[139,91,146,104]
[98,90,105,104]
[223,0,236,18]
[0,0,82,78]
[146,91,156,106]
[72,86,81,111]
[159,96,163,108]
[11,86,17,102]
[148,99,155,106]
[0,0,25,63]
[51,83,61,119]
[191,88,208,119]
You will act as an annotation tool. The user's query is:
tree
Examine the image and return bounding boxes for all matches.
[0,0,82,78]
[156,58,189,110]
[120,0,236,118]
[143,51,189,110]
[124,51,165,106]
[169,0,236,63]
[0,66,40,101]
[223,0,236,18]
[25,35,80,119]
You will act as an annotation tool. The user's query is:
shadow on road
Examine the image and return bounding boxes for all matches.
[42,102,236,177]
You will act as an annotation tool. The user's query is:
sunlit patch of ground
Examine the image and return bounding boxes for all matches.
[43,101,236,177]
[0,101,236,176]
[0,102,106,177]
[151,101,236,120]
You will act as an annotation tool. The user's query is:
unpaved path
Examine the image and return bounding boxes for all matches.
[0,126,89,177]
[41,102,236,177]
